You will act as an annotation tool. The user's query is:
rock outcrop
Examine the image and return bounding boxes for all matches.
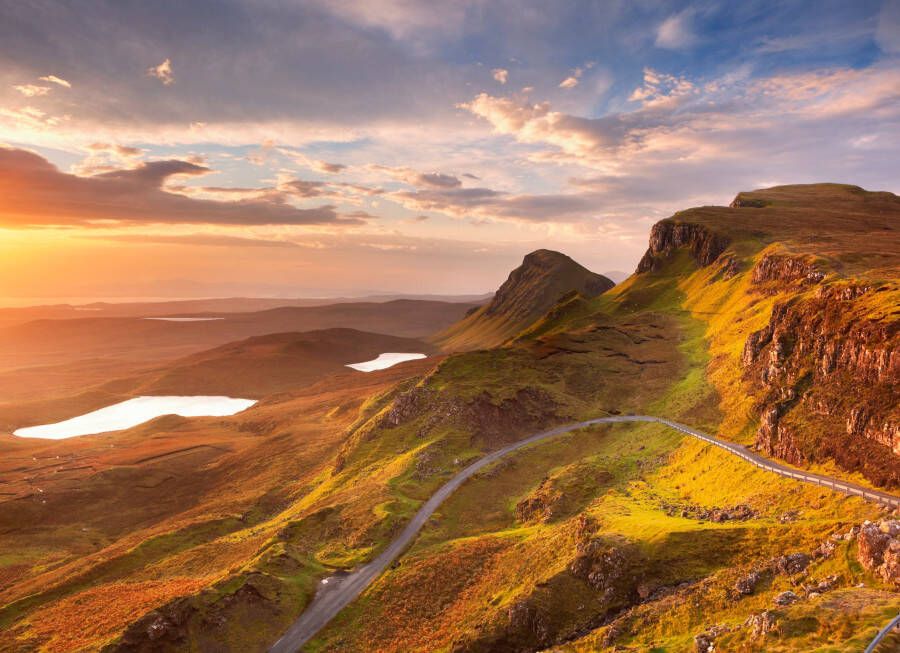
[636,220,729,273]
[751,253,825,287]
[857,520,900,586]
[741,282,899,487]
[745,610,779,638]
[485,249,614,321]
[734,570,762,596]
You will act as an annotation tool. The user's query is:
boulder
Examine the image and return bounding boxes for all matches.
[774,590,799,606]
[694,633,714,652]
[734,570,761,596]
[773,552,810,575]
[745,610,779,638]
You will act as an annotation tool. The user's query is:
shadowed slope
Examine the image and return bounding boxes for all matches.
[137,328,436,398]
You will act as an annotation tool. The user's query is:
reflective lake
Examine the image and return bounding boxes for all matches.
[13,395,256,439]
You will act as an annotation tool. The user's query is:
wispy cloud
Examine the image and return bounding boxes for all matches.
[13,84,50,97]
[370,164,464,188]
[655,10,696,49]
[492,68,509,84]
[39,75,71,88]
[147,58,174,85]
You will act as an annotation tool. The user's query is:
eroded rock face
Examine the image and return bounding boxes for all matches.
[745,610,779,638]
[378,385,561,448]
[858,520,900,586]
[515,478,562,523]
[636,220,730,273]
[751,253,825,287]
[735,570,762,596]
[661,501,757,523]
[569,538,644,602]
[741,283,899,487]
[774,590,799,606]
[694,632,714,652]
[773,552,810,576]
[506,600,553,648]
[106,598,195,651]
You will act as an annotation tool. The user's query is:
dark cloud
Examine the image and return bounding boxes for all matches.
[316,161,347,173]
[371,165,464,189]
[418,172,461,188]
[390,185,601,223]
[0,147,362,227]
[282,179,328,198]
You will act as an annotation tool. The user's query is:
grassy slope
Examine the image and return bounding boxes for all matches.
[0,360,437,652]
[1,184,896,651]
[305,185,898,652]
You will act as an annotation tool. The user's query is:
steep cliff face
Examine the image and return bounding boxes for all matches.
[741,282,899,486]
[636,220,730,273]
[630,184,900,489]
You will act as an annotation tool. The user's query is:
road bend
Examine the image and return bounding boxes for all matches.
[269,414,900,653]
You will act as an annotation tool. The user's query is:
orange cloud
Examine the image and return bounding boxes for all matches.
[13,84,51,97]
[0,148,362,227]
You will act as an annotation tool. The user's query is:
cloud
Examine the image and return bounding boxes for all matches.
[558,61,594,89]
[147,58,174,85]
[83,233,301,248]
[278,147,348,174]
[281,179,328,197]
[655,10,696,49]
[389,184,607,225]
[13,84,51,97]
[309,0,474,46]
[628,68,695,109]
[492,68,509,84]
[0,105,64,129]
[170,174,384,204]
[39,75,71,88]
[459,93,623,165]
[314,160,347,173]
[87,142,144,159]
[371,164,462,188]
[448,62,900,230]
[876,0,900,54]
[87,142,143,157]
[72,142,146,175]
[0,147,363,227]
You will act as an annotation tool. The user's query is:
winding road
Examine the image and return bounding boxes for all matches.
[268,414,900,653]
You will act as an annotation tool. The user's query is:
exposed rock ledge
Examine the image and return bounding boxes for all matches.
[636,220,729,273]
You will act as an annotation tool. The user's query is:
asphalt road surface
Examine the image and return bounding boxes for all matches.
[269,414,900,652]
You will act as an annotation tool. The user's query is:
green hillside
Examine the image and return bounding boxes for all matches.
[3,185,897,653]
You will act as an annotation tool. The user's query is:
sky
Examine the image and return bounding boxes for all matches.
[0,0,898,301]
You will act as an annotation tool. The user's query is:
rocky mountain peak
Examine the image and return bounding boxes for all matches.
[484,250,613,322]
